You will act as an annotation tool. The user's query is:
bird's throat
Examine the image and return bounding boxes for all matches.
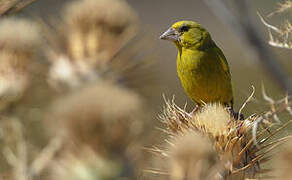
[174,41,182,58]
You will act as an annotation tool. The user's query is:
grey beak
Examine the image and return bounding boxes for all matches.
[159,27,179,41]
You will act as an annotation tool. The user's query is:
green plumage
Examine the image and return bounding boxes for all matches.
[161,21,233,107]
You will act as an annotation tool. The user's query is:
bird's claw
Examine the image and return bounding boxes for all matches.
[229,108,244,120]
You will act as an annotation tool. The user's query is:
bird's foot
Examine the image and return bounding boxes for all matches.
[229,108,244,120]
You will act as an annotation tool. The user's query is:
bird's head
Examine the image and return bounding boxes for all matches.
[160,20,211,49]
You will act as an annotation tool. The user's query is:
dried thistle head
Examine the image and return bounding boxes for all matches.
[160,103,245,177]
[192,104,231,138]
[47,0,137,89]
[61,0,137,62]
[48,80,144,157]
[160,101,232,140]
[0,18,41,110]
[155,95,292,180]
[168,131,217,180]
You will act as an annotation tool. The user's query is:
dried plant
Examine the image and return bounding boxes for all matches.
[168,131,217,180]
[260,1,292,49]
[48,80,144,155]
[0,18,41,111]
[0,117,63,180]
[61,0,137,62]
[46,0,138,89]
[0,0,154,180]
[259,13,292,49]
[44,79,146,179]
[268,1,292,17]
[150,89,292,180]
[2,0,292,180]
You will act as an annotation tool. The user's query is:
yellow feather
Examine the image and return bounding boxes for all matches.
[161,21,233,107]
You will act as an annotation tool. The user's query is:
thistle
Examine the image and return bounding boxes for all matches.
[46,0,138,88]
[151,91,292,180]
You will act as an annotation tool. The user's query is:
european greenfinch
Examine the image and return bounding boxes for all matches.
[160,20,234,108]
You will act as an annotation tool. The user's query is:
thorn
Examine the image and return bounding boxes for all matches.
[258,12,282,33]
[238,86,255,120]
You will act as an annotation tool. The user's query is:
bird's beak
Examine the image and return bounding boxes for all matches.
[159,27,179,42]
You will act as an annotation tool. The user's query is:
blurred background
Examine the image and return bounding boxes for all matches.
[1,0,291,179]
[22,0,291,113]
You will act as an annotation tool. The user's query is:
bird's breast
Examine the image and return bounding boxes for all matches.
[176,49,231,105]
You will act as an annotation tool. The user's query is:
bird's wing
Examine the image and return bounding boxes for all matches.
[213,46,231,77]
[213,45,234,107]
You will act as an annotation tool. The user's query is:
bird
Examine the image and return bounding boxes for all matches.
[160,20,234,109]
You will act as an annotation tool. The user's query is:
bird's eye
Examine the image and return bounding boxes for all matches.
[179,25,190,32]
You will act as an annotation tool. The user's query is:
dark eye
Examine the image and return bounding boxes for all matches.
[179,25,190,32]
